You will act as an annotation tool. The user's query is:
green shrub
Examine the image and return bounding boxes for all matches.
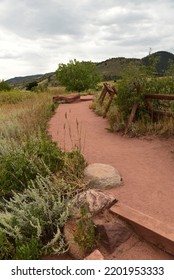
[0,232,15,259]
[144,77,174,95]
[31,83,48,93]
[103,67,174,135]
[73,207,96,254]
[26,81,38,91]
[0,151,40,195]
[56,59,101,92]
[0,134,65,196]
[15,237,41,260]
[0,80,11,91]
[116,76,174,122]
[0,175,73,258]
[24,134,65,174]
[64,149,87,178]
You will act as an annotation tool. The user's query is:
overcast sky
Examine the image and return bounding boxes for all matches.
[1,0,174,79]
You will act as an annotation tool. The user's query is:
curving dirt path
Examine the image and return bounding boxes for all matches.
[48,98,174,259]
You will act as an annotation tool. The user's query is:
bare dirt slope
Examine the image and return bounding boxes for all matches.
[48,99,174,259]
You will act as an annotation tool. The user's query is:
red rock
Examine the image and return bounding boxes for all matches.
[53,93,80,103]
[95,222,132,253]
[64,220,86,260]
[76,189,117,216]
[84,249,104,260]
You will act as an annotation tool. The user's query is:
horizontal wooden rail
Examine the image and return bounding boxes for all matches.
[151,109,174,118]
[145,94,174,100]
[125,92,174,134]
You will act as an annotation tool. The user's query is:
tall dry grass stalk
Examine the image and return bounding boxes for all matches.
[62,111,86,153]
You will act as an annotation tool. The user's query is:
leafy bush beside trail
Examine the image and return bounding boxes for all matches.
[56,59,101,92]
[0,176,75,259]
[92,67,174,136]
[0,134,65,197]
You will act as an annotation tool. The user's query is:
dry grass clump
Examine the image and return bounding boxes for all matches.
[128,117,174,137]
[0,92,53,139]
[0,90,33,105]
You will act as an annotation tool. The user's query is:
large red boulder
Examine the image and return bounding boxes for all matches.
[53,93,80,103]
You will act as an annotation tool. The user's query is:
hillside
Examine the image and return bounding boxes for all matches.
[5,51,174,87]
[142,51,174,75]
[6,72,58,88]
[97,51,174,80]
[96,57,140,80]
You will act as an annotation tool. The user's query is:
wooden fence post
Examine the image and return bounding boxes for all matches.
[103,95,114,118]
[124,103,139,134]
[99,84,108,105]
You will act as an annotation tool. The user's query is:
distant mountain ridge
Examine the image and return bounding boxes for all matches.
[142,51,174,75]
[96,51,174,80]
[6,51,174,87]
[6,72,57,88]
[6,74,43,86]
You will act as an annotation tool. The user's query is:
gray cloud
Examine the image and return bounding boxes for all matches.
[0,0,174,79]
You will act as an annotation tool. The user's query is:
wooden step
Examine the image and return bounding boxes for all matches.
[110,202,174,256]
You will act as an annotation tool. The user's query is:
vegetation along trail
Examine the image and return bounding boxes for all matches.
[48,99,174,226]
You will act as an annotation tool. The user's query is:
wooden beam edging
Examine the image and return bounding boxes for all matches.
[110,202,174,256]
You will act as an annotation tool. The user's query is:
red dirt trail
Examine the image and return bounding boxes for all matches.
[48,98,174,259]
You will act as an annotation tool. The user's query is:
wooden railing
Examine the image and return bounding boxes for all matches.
[98,83,117,117]
[125,93,174,134]
[98,83,174,134]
